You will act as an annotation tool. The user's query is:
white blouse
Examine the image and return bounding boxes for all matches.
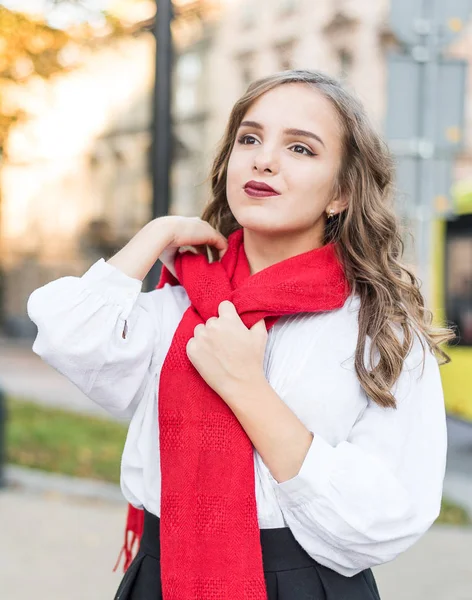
[27,258,447,577]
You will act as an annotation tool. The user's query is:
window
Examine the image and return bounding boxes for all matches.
[237,52,255,89]
[240,1,256,29]
[277,0,298,17]
[175,53,202,115]
[337,48,352,80]
[275,41,295,71]
[176,53,202,81]
[445,214,472,346]
[176,86,197,114]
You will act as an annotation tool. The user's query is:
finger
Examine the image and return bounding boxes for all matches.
[218,300,237,318]
[205,316,219,328]
[206,226,228,253]
[178,245,199,255]
[250,318,267,333]
[186,337,196,358]
[193,323,205,337]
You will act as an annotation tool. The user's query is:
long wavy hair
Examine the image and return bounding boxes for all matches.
[200,69,454,409]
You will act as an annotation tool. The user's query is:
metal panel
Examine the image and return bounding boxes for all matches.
[385,54,467,152]
[436,58,467,152]
[432,157,456,217]
[394,155,420,213]
[393,155,456,217]
[433,0,472,47]
[390,0,471,47]
[385,54,421,142]
[389,0,424,46]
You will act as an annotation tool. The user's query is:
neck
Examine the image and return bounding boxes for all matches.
[243,226,325,275]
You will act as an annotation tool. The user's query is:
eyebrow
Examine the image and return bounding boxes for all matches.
[239,120,326,148]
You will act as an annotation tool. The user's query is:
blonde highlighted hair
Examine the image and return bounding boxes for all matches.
[201,70,453,408]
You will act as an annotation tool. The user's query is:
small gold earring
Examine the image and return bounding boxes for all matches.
[327,209,335,220]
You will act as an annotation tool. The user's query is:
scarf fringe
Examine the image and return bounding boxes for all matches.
[113,505,144,573]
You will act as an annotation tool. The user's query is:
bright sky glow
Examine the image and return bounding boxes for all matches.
[0,0,113,28]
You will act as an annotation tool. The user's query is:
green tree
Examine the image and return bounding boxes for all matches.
[0,2,129,159]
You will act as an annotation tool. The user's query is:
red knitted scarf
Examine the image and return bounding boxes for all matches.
[116,228,350,598]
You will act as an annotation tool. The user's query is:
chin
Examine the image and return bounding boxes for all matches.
[229,199,307,235]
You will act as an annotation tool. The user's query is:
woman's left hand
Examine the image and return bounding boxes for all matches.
[186,300,268,402]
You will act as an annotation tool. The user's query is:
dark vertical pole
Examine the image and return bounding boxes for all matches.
[145,0,173,292]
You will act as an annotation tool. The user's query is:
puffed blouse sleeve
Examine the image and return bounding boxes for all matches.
[27,258,189,419]
[269,337,447,577]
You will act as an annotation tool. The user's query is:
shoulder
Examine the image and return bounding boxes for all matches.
[137,283,191,334]
[157,282,192,313]
[276,293,361,341]
[334,294,434,365]
[147,282,190,311]
[270,293,362,367]
[287,294,435,371]
[305,292,362,344]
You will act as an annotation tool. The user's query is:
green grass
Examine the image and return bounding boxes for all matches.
[436,498,471,526]
[3,396,472,525]
[6,396,126,483]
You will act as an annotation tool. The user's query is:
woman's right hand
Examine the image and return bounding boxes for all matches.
[158,216,229,277]
[107,216,228,282]
[160,216,228,257]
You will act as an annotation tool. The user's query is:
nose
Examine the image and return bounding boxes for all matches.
[253,145,280,175]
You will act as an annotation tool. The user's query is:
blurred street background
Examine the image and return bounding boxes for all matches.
[1,0,472,598]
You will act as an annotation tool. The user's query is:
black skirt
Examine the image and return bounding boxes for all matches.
[114,510,381,600]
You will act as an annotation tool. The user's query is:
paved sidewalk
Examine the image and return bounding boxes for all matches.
[1,482,471,600]
[0,488,126,600]
[373,525,472,600]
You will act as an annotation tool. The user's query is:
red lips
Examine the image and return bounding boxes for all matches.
[243,180,280,195]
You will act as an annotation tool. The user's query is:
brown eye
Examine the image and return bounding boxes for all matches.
[238,134,258,145]
[291,144,315,157]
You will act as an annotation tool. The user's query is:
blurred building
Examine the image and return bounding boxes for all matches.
[2,0,472,336]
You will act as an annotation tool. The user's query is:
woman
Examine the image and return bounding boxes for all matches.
[27,70,452,600]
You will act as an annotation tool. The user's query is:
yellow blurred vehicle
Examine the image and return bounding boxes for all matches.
[433,180,472,424]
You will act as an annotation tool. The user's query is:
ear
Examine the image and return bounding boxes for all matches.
[328,193,349,217]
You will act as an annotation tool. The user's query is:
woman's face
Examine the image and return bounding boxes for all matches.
[226,83,346,239]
